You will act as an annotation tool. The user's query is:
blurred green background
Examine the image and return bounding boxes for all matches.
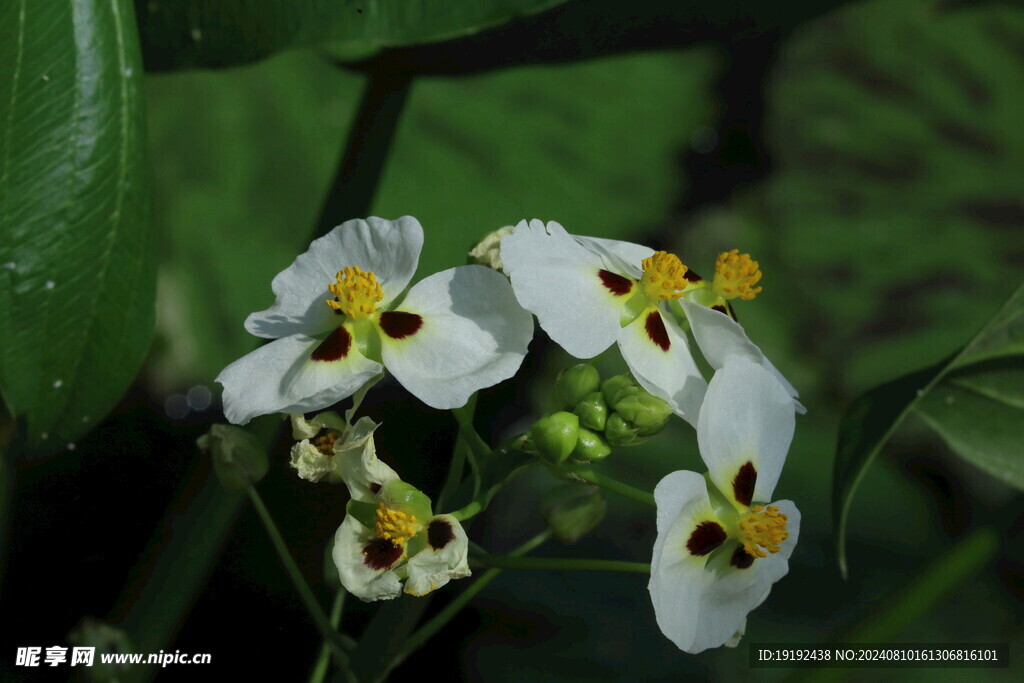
[4,0,1024,680]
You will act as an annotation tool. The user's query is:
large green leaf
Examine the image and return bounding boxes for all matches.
[833,281,1024,577]
[135,0,568,70]
[0,0,154,458]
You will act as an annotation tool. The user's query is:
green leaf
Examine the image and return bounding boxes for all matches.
[136,0,569,71]
[0,0,154,458]
[833,281,1024,577]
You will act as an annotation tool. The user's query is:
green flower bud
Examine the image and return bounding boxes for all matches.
[571,427,611,463]
[197,424,268,492]
[601,373,641,407]
[604,413,642,448]
[613,392,673,437]
[378,480,434,522]
[530,411,580,464]
[556,364,601,409]
[572,391,608,431]
[542,485,608,543]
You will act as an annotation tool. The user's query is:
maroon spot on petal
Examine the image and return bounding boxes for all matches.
[645,311,671,351]
[732,461,757,507]
[311,327,351,362]
[379,311,423,340]
[427,519,456,550]
[683,269,703,283]
[686,521,727,556]
[598,269,633,296]
[711,304,728,315]
[362,538,403,570]
[368,482,381,494]
[730,546,755,569]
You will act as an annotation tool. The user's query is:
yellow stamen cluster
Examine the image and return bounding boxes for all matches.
[374,503,417,545]
[639,251,690,301]
[312,432,338,456]
[713,249,762,301]
[326,266,384,319]
[738,505,789,559]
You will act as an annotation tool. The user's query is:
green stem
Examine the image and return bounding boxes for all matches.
[451,400,487,499]
[473,555,650,574]
[247,487,356,680]
[309,589,347,683]
[566,467,656,507]
[393,531,552,666]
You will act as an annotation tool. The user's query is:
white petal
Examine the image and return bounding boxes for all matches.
[245,216,423,338]
[679,299,803,411]
[333,515,403,602]
[686,500,800,653]
[696,358,795,509]
[500,220,628,358]
[216,333,382,425]
[572,234,653,279]
[649,471,721,654]
[618,307,707,426]
[334,417,399,503]
[404,515,471,597]
[288,411,348,440]
[379,265,533,409]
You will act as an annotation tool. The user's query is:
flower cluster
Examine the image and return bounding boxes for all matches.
[213,215,803,654]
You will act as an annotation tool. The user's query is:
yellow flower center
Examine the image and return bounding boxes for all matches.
[326,266,383,319]
[738,505,788,558]
[712,249,762,301]
[374,503,417,545]
[312,432,338,456]
[639,251,690,301]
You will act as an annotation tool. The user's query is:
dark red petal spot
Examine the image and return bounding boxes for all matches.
[362,538,403,570]
[732,461,757,507]
[368,482,381,494]
[686,521,727,556]
[379,311,423,340]
[598,269,633,296]
[730,546,755,569]
[311,327,351,362]
[645,311,671,351]
[427,519,456,550]
[683,269,703,283]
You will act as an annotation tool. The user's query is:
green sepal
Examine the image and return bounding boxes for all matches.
[556,363,601,409]
[347,499,379,530]
[613,392,672,436]
[601,373,641,407]
[378,480,433,522]
[604,413,644,448]
[573,391,608,431]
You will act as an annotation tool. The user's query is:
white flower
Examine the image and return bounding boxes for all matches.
[500,220,707,424]
[217,217,533,424]
[649,358,801,653]
[287,413,393,488]
[332,480,470,601]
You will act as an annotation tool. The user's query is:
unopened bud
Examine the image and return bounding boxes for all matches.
[604,413,642,448]
[571,427,611,463]
[198,424,268,492]
[542,485,608,543]
[556,364,601,409]
[601,373,641,407]
[612,392,673,437]
[529,411,580,464]
[572,391,608,431]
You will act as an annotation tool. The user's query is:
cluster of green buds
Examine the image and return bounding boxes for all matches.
[527,364,673,465]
